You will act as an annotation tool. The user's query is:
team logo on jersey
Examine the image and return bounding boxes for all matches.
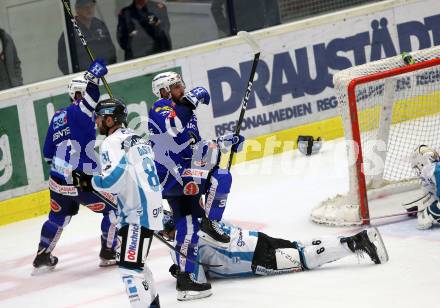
[50,199,62,212]
[167,110,176,119]
[182,168,209,179]
[125,224,140,262]
[86,202,105,212]
[183,181,199,195]
[152,205,163,218]
[154,106,172,113]
[53,111,68,129]
[52,127,71,142]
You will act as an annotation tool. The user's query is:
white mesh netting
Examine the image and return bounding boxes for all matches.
[311,46,440,226]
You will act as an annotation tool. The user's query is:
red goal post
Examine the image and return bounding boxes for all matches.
[311,46,440,226]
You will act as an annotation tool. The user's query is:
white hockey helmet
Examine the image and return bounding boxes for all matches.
[152,71,185,98]
[410,145,440,176]
[68,75,88,101]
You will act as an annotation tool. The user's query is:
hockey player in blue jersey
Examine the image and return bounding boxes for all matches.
[78,98,162,308]
[160,211,389,281]
[148,71,245,300]
[32,60,118,274]
[408,145,440,229]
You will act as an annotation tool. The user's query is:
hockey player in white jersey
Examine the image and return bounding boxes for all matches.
[74,98,163,308]
[408,145,440,229]
[161,211,389,280]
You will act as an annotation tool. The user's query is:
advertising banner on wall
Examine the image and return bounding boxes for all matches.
[0,0,439,201]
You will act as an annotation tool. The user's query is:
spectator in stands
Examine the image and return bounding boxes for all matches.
[211,0,280,37]
[58,0,116,75]
[117,0,171,61]
[0,28,23,90]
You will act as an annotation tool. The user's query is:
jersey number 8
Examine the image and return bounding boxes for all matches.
[142,157,160,191]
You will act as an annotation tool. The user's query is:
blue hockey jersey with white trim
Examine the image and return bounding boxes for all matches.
[43,83,100,183]
[148,98,201,192]
[199,221,259,278]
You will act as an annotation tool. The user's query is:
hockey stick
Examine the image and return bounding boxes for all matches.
[151,231,222,267]
[90,190,221,268]
[365,210,419,221]
[362,193,429,221]
[402,192,429,208]
[227,31,261,171]
[60,0,113,97]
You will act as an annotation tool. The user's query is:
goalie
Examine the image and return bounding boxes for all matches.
[160,211,389,281]
[408,145,440,229]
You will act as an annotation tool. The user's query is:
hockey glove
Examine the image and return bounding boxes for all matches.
[84,59,108,84]
[169,264,179,278]
[216,133,245,154]
[72,170,94,192]
[181,87,210,109]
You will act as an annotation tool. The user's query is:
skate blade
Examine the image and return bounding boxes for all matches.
[31,265,56,276]
[99,259,117,267]
[177,289,212,301]
[197,231,230,248]
[367,227,389,264]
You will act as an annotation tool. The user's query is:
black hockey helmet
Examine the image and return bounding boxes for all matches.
[95,98,128,125]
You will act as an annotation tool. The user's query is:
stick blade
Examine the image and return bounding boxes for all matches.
[237,31,261,54]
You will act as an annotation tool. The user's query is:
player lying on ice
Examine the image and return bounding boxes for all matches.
[160,210,389,282]
[407,145,440,229]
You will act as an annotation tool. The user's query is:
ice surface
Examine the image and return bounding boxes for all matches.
[1,139,439,308]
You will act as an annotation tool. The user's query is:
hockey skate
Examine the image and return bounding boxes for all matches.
[99,247,117,267]
[198,217,230,248]
[176,271,212,301]
[340,227,389,264]
[32,248,58,276]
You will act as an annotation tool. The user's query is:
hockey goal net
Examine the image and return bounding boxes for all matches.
[311,46,440,226]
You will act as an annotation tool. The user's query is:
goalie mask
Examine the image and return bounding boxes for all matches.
[152,71,185,99]
[68,75,88,101]
[410,145,440,176]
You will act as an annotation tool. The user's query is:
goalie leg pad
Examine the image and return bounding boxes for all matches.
[418,200,440,229]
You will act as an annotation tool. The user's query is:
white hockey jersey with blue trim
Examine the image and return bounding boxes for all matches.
[198,222,259,279]
[92,128,163,230]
